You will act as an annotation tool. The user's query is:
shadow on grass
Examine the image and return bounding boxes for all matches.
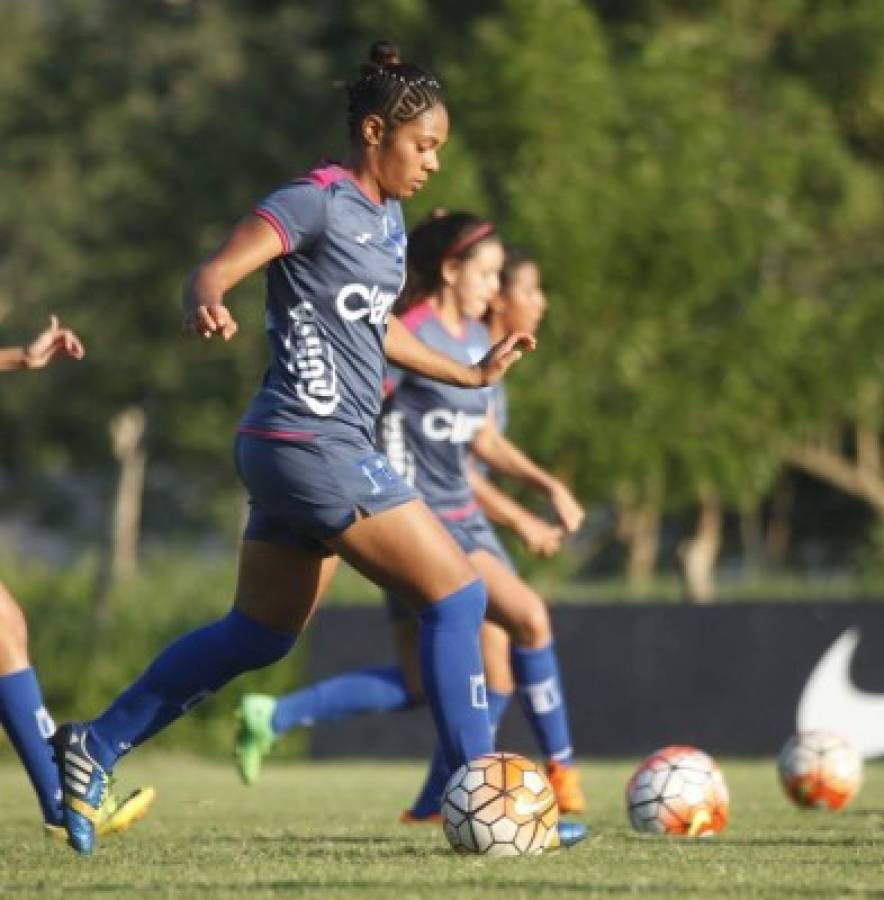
[719,836,877,848]
[13,880,883,897]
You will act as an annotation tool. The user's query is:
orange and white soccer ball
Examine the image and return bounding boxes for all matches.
[626,745,729,836]
[778,731,862,810]
[441,752,559,856]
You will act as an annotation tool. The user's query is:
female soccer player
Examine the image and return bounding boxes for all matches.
[237,224,587,820]
[0,317,154,840]
[51,42,537,856]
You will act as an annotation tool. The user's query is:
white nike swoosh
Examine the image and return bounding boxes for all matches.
[513,796,553,817]
[796,627,884,759]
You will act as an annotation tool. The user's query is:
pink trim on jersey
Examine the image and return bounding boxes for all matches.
[254,209,292,254]
[238,426,316,442]
[438,501,480,522]
[305,160,383,207]
[382,376,396,398]
[398,300,437,334]
[305,162,351,190]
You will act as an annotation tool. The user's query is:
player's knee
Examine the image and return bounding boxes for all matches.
[223,608,296,671]
[0,586,29,664]
[513,599,551,649]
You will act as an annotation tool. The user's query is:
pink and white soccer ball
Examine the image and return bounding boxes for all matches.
[626,745,729,836]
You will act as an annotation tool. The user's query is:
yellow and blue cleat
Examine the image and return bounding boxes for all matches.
[234,694,278,785]
[44,783,156,844]
[51,722,110,854]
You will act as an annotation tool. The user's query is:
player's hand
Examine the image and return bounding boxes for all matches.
[24,315,86,369]
[516,514,565,557]
[183,303,239,342]
[548,479,585,534]
[472,332,536,386]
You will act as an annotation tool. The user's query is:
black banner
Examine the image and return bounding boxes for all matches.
[304,603,884,758]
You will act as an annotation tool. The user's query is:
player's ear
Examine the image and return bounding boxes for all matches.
[440,257,461,288]
[361,114,385,148]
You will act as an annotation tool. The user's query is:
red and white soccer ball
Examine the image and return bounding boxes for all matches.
[626,745,729,836]
[778,730,863,811]
[441,752,559,857]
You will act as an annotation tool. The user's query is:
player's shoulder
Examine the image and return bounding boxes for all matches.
[265,162,352,206]
[398,300,438,336]
[299,161,354,194]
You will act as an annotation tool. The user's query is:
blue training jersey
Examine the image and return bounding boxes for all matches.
[240,162,407,442]
[379,301,491,517]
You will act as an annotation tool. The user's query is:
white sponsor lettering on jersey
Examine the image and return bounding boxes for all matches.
[422,409,487,443]
[335,283,398,324]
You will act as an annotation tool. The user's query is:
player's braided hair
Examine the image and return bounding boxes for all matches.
[347,40,444,141]
[397,211,499,313]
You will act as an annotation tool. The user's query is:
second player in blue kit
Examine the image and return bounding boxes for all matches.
[237,215,588,831]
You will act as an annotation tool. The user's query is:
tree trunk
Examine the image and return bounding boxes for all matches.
[739,500,764,574]
[764,474,793,569]
[617,502,661,596]
[94,406,147,630]
[679,492,722,604]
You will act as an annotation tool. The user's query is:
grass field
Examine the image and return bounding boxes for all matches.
[1,757,883,898]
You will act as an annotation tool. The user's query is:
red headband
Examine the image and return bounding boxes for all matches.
[443,221,495,259]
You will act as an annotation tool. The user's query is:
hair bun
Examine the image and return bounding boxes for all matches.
[369,40,400,67]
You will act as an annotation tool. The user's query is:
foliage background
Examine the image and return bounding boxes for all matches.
[3,0,884,747]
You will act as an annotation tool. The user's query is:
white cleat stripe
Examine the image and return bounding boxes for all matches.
[65,763,90,782]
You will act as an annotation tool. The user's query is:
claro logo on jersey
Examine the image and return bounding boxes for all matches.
[335,283,397,324]
[422,409,487,443]
[281,301,340,416]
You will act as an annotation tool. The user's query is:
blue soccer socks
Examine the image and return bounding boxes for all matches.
[0,667,62,825]
[408,687,511,819]
[272,665,413,735]
[511,642,574,765]
[88,607,295,770]
[418,580,492,771]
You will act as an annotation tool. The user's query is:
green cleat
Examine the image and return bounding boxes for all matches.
[234,694,278,785]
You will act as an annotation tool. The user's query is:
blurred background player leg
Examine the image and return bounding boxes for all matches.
[0,581,155,841]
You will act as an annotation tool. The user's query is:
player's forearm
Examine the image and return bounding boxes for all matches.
[472,430,556,493]
[0,347,27,371]
[385,316,483,387]
[183,262,229,313]
[469,467,532,531]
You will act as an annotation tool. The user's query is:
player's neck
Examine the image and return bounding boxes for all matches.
[341,154,384,205]
[432,292,466,339]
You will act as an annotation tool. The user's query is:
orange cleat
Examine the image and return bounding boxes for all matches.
[398,809,443,825]
[546,760,587,815]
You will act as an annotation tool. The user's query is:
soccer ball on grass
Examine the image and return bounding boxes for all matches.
[778,730,862,811]
[441,752,558,856]
[626,745,729,836]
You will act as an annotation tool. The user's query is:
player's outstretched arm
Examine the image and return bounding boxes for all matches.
[385,315,535,388]
[468,464,564,556]
[0,316,85,373]
[471,419,585,534]
[182,215,284,342]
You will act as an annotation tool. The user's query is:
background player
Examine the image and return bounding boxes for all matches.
[0,316,155,842]
[236,222,587,819]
